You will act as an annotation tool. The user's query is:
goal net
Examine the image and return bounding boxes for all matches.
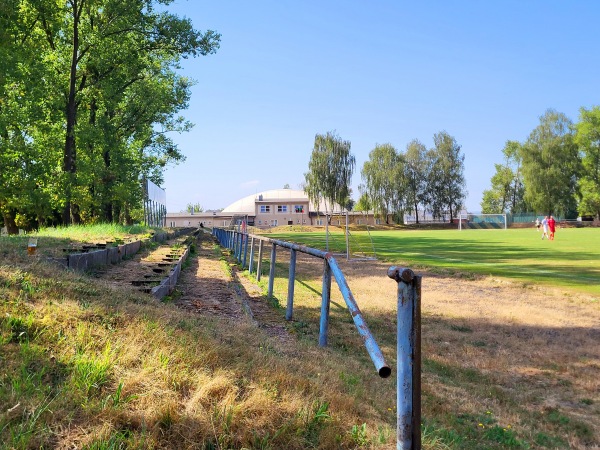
[326,212,377,261]
[459,213,507,230]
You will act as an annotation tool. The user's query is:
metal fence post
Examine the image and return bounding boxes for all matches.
[268,243,277,298]
[257,239,264,281]
[243,233,248,268]
[249,236,255,274]
[286,248,297,320]
[319,259,332,346]
[210,228,391,378]
[387,266,421,450]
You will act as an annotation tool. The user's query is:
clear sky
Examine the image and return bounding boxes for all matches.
[161,0,600,213]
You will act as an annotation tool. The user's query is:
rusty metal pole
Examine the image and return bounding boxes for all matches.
[286,248,297,320]
[268,243,277,298]
[318,259,332,346]
[388,266,421,450]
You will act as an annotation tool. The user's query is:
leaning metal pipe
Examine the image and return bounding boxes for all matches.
[269,238,391,378]
[212,230,390,379]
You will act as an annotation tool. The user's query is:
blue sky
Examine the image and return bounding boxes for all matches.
[162,1,600,213]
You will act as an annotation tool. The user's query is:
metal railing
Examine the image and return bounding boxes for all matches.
[212,228,422,449]
[213,227,391,378]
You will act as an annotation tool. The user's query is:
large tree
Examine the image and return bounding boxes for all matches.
[481,141,526,214]
[0,1,62,232]
[1,0,220,230]
[360,143,404,224]
[303,131,355,218]
[519,109,580,217]
[427,131,466,222]
[575,106,600,220]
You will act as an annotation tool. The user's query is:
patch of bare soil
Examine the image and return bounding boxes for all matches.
[331,256,600,443]
[174,234,245,320]
[174,233,294,347]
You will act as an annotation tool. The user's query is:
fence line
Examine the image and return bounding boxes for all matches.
[213,227,391,378]
[212,227,423,449]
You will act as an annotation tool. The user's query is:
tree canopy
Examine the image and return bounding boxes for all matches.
[480,141,527,214]
[575,106,600,220]
[360,143,404,224]
[518,109,580,217]
[358,132,466,224]
[303,131,355,217]
[0,0,220,233]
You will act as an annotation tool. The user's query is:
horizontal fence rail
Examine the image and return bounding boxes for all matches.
[213,227,391,379]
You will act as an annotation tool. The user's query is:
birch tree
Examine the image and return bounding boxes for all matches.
[304,131,355,219]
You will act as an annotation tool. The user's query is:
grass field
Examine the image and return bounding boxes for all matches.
[265,227,600,297]
[2,225,599,448]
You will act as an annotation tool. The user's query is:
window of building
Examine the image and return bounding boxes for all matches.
[224,221,229,227]
[260,205,270,213]
[316,219,323,226]
[270,219,278,226]
[294,205,304,213]
[357,219,362,225]
[277,205,287,213]
[375,218,381,225]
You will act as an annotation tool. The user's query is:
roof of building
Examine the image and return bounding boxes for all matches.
[221,189,305,214]
[221,188,343,214]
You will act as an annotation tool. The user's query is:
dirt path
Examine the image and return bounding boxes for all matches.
[173,233,294,346]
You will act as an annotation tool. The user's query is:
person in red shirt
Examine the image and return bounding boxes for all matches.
[548,215,556,240]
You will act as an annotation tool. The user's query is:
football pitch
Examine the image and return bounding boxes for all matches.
[267,227,600,297]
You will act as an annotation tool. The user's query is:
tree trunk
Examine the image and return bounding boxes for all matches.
[3,210,19,235]
[62,0,81,225]
[124,203,133,226]
[101,147,113,222]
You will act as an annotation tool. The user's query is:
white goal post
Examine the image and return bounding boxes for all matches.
[458,213,507,230]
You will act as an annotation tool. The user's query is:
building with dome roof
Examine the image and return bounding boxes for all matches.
[165,188,382,229]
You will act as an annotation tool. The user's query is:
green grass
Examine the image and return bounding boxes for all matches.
[268,227,600,296]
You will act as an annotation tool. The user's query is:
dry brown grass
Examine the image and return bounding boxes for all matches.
[2,230,599,449]
[272,249,600,448]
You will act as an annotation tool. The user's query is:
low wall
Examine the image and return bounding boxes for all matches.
[151,245,190,300]
[62,227,197,272]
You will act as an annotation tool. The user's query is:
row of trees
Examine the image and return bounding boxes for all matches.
[1,0,220,234]
[303,131,467,224]
[481,108,600,220]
